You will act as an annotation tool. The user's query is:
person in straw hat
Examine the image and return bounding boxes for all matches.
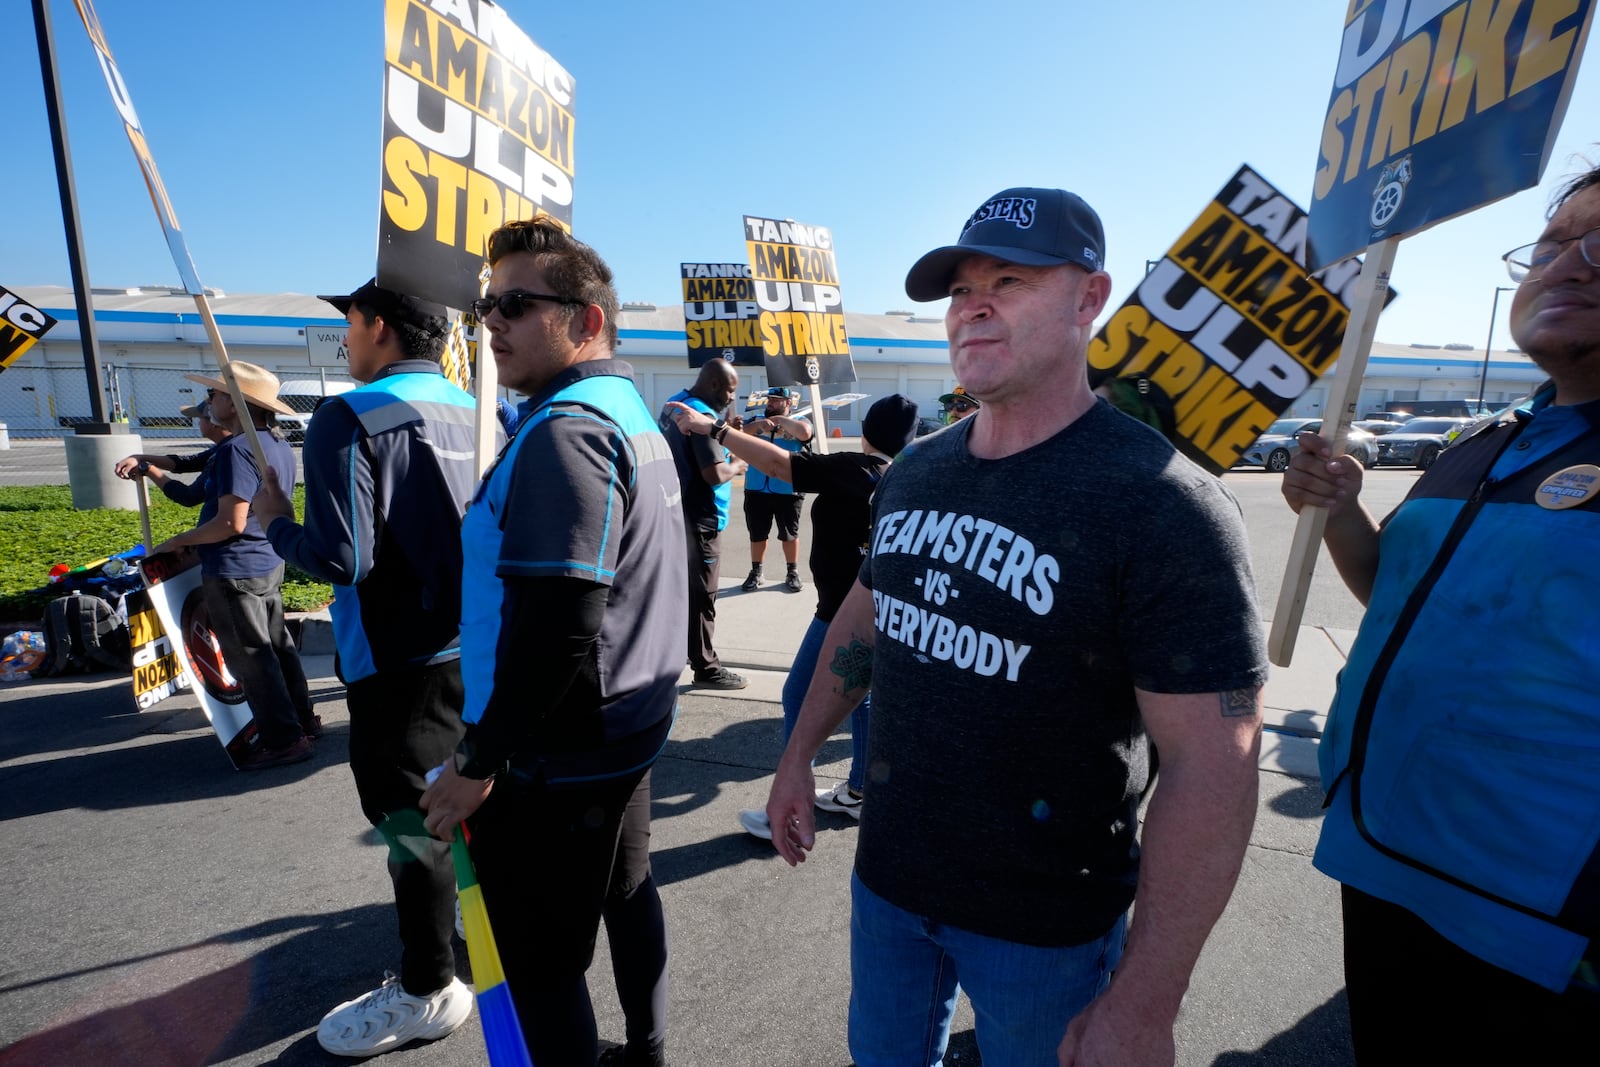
[115,397,233,507]
[150,360,318,770]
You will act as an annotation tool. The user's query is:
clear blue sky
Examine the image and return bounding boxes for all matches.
[6,0,1597,354]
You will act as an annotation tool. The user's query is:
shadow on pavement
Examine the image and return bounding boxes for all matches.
[1267,780,1327,821]
[0,710,347,821]
[0,902,466,1067]
[1211,989,1353,1065]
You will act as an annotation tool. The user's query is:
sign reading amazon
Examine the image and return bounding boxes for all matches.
[379,0,576,310]
[681,263,764,368]
[1089,166,1390,475]
[743,216,858,386]
[1307,0,1594,270]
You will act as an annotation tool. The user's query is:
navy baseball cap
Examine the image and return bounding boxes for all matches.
[904,188,1106,302]
[319,278,449,337]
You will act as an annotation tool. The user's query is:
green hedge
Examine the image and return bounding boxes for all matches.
[0,485,333,622]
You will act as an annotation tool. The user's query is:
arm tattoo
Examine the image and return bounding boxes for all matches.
[829,639,874,694]
[1219,687,1258,718]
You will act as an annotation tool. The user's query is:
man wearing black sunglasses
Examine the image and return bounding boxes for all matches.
[1283,162,1600,1058]
[420,219,684,1067]
[938,384,980,424]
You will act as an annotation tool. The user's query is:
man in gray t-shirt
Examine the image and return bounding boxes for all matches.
[766,188,1267,1067]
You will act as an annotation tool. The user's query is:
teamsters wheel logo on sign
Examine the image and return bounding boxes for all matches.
[804,357,820,383]
[1369,155,1413,230]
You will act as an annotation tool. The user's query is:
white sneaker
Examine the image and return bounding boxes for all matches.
[318,972,474,1058]
[455,899,465,941]
[737,808,772,840]
[814,781,863,819]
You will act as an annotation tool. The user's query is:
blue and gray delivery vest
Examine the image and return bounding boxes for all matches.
[459,367,684,780]
[1315,387,1600,992]
[292,365,478,681]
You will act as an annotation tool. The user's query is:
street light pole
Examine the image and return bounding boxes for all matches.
[1476,285,1516,414]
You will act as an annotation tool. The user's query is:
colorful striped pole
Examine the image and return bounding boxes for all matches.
[450,829,533,1066]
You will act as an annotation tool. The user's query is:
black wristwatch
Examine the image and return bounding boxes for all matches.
[711,419,730,443]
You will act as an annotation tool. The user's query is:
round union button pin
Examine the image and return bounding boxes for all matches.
[1535,464,1600,510]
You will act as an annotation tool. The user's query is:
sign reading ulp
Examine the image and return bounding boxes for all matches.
[743,216,858,386]
[1089,166,1388,474]
[380,0,576,310]
[681,263,764,367]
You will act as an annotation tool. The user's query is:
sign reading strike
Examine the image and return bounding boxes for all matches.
[1307,0,1594,270]
[0,286,57,371]
[380,0,576,310]
[682,263,763,367]
[1089,166,1384,475]
[743,216,858,386]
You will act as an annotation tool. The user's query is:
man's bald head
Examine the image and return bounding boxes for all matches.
[692,358,740,411]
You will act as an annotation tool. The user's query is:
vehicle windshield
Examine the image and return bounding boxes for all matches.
[1405,419,1459,434]
[1264,419,1315,436]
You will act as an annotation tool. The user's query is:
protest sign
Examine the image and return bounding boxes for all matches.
[140,552,257,767]
[126,585,191,711]
[379,0,576,311]
[1307,0,1595,270]
[743,216,858,387]
[1088,165,1387,475]
[682,263,764,367]
[0,286,57,371]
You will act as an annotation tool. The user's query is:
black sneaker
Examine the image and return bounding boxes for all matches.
[692,667,748,690]
[741,567,762,592]
[784,570,803,593]
[598,1043,669,1067]
[238,735,315,771]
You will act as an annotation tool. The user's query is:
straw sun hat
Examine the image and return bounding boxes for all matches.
[184,361,294,415]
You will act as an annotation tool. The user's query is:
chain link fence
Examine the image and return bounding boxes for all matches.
[0,365,356,440]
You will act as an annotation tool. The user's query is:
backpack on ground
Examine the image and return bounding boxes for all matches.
[37,593,132,676]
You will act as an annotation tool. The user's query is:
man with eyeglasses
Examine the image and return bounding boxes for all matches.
[419,219,684,1067]
[1283,163,1600,1059]
[253,279,479,1057]
[939,384,980,423]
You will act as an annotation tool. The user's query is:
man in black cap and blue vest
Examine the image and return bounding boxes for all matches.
[255,278,479,1057]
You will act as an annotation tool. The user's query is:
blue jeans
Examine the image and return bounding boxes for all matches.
[848,872,1125,1067]
[781,614,869,792]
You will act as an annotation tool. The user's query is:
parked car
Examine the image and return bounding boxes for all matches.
[277,379,356,443]
[1235,418,1377,472]
[1354,418,1409,436]
[1370,416,1473,469]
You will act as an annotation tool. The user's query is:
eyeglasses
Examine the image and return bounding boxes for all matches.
[469,291,584,320]
[1503,226,1600,282]
[947,400,977,413]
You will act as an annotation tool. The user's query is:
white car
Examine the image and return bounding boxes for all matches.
[277,379,356,443]
[1235,418,1377,472]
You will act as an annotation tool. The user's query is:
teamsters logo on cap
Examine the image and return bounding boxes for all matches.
[962,196,1038,233]
[903,186,1106,301]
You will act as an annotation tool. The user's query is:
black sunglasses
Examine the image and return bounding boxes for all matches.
[948,399,977,412]
[470,290,584,320]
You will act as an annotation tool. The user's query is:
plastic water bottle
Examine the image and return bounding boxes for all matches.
[0,631,47,682]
